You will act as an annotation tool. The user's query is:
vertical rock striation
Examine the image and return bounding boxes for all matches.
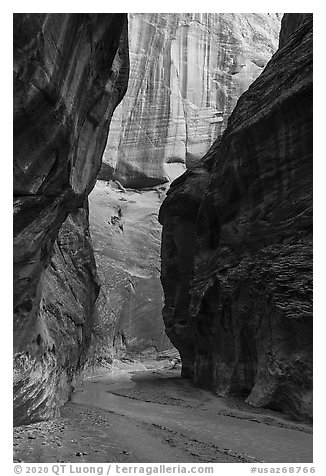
[89,13,282,363]
[100,13,281,187]
[13,13,129,424]
[159,14,312,420]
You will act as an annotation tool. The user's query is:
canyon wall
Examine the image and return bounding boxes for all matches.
[87,181,171,364]
[159,14,313,421]
[88,13,282,360]
[13,13,129,425]
[100,13,281,188]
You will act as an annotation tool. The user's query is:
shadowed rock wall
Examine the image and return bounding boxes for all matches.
[100,13,281,187]
[13,13,129,424]
[159,13,313,421]
[88,13,282,361]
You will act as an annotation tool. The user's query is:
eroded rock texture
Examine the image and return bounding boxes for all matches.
[13,13,129,424]
[100,13,281,187]
[159,14,312,420]
[89,13,282,363]
[87,181,171,364]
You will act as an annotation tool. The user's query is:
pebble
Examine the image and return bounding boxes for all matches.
[74,450,87,456]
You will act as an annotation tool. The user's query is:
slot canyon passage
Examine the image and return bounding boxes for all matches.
[13,13,312,464]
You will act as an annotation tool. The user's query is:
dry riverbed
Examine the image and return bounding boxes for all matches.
[13,357,313,464]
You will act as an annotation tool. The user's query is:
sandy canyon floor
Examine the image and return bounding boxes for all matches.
[13,357,312,464]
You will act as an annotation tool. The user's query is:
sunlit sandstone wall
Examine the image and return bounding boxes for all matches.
[100,13,281,187]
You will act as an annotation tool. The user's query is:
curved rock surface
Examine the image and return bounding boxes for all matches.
[100,13,281,187]
[87,181,172,364]
[13,13,129,424]
[159,14,312,421]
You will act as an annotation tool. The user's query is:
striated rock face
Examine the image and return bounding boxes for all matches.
[87,181,172,364]
[13,13,129,424]
[89,12,282,365]
[100,13,281,187]
[159,14,312,420]
[278,13,313,47]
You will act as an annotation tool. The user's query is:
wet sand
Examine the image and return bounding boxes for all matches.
[14,359,313,464]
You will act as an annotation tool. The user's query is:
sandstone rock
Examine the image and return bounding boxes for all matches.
[159,166,212,377]
[100,13,281,187]
[91,13,282,368]
[159,14,312,420]
[279,13,313,47]
[87,181,172,364]
[13,13,129,424]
